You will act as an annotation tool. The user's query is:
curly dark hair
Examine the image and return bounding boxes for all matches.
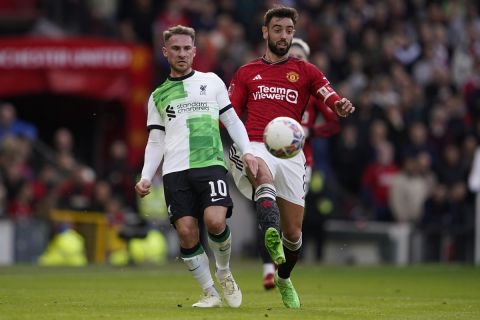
[263,6,298,27]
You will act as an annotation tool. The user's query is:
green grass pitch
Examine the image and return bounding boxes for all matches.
[1,261,479,319]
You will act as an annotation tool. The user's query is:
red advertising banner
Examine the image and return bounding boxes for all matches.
[0,37,153,167]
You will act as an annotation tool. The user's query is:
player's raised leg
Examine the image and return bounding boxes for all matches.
[248,158,285,265]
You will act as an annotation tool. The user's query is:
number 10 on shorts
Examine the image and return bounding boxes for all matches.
[209,180,227,198]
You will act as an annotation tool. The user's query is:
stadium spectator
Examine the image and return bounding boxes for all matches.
[57,164,95,211]
[7,180,34,221]
[40,0,92,35]
[389,153,435,224]
[103,140,136,209]
[420,183,450,261]
[89,180,113,212]
[360,28,383,76]
[117,0,158,45]
[51,127,95,185]
[31,162,60,219]
[88,0,119,38]
[365,118,390,161]
[0,136,34,208]
[421,181,474,262]
[53,128,77,162]
[436,143,469,187]
[330,123,368,219]
[0,102,37,142]
[28,3,66,38]
[402,121,437,165]
[428,106,451,154]
[445,182,475,262]
[343,51,368,97]
[361,140,399,222]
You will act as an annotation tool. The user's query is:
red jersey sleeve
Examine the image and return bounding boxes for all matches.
[228,69,248,117]
[305,62,341,111]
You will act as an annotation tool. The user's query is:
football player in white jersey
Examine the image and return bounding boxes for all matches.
[135,25,258,308]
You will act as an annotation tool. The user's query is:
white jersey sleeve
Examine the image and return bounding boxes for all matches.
[141,129,165,181]
[141,94,165,181]
[220,107,253,155]
[146,94,164,128]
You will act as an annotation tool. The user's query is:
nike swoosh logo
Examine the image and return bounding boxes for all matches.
[219,244,231,252]
[211,198,224,202]
[188,266,200,271]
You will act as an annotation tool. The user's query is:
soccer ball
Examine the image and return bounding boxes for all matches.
[263,117,305,159]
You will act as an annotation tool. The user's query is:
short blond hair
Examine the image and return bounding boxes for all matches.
[163,25,195,44]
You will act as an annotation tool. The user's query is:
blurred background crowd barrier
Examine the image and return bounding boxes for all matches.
[0,0,480,266]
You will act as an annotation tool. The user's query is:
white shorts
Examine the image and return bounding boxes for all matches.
[228,142,307,207]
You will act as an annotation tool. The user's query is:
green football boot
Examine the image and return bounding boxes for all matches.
[264,227,285,265]
[274,271,300,308]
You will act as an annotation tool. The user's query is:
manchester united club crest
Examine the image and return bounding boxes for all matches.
[286,71,299,82]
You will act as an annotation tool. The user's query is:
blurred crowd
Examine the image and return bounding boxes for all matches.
[1,0,480,263]
[0,100,139,224]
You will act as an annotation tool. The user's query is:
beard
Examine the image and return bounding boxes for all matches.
[267,37,291,57]
[171,60,191,75]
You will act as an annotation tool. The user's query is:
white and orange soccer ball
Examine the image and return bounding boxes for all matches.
[263,117,306,159]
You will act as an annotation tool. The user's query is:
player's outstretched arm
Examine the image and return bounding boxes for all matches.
[315,75,355,118]
[219,106,258,178]
[135,129,165,198]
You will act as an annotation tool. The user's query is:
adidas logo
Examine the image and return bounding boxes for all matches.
[229,145,243,170]
[252,74,262,80]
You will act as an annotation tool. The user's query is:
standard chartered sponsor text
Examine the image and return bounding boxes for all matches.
[176,102,210,113]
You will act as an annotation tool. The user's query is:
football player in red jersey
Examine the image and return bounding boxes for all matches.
[229,6,355,308]
[228,6,354,308]
[259,38,342,290]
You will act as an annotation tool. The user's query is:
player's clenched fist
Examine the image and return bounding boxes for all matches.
[135,178,152,198]
[334,98,355,117]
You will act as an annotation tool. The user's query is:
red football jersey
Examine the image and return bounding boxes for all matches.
[228,57,339,142]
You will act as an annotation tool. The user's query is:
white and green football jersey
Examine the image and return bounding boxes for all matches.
[147,71,231,175]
